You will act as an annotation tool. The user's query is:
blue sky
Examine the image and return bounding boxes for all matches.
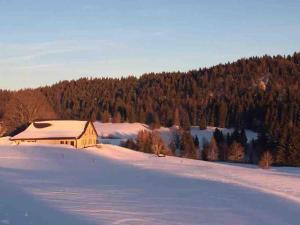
[0,0,299,90]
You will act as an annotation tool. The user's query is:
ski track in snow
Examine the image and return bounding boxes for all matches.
[0,144,300,225]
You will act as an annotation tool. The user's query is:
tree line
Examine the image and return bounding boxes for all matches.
[123,127,275,168]
[0,53,299,166]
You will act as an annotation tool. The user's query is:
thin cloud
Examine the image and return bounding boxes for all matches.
[0,39,123,64]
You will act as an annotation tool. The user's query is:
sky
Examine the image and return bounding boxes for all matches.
[0,0,299,90]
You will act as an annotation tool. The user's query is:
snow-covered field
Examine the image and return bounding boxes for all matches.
[0,144,299,225]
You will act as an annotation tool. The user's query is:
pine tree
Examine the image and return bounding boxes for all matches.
[101,111,110,123]
[173,108,180,127]
[240,129,248,147]
[286,128,300,166]
[127,108,136,123]
[199,114,207,130]
[112,111,122,123]
[180,131,197,159]
[146,112,154,125]
[275,137,287,165]
[213,128,224,143]
[226,133,232,146]
[152,113,161,129]
[90,110,96,122]
[193,136,200,149]
[181,111,191,131]
[218,101,227,128]
[213,128,227,160]
[231,128,241,143]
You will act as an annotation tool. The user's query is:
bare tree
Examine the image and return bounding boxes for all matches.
[259,151,273,169]
[3,90,57,135]
[228,141,245,162]
[207,137,219,161]
[152,131,165,156]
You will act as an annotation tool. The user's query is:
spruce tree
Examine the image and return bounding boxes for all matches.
[173,108,180,127]
[240,129,248,147]
[218,101,227,128]
[112,111,122,123]
[287,128,300,166]
[101,111,110,123]
[199,114,207,130]
[193,136,200,149]
[181,111,191,131]
[275,137,287,165]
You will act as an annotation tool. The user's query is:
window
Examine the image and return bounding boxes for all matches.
[60,141,64,144]
[70,141,74,146]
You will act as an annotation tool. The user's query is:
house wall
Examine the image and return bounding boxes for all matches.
[14,139,77,147]
[12,122,97,149]
[38,139,77,147]
[77,122,97,148]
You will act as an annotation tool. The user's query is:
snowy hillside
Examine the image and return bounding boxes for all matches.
[94,122,150,145]
[155,126,257,147]
[191,126,257,147]
[94,122,150,138]
[0,144,299,225]
[94,122,258,147]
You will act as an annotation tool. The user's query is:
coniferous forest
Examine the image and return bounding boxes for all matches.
[0,53,300,166]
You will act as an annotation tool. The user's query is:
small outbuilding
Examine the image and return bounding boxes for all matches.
[10,120,98,148]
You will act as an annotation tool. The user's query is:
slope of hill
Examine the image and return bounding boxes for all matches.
[0,144,299,225]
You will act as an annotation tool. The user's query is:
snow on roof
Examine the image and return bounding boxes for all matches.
[11,120,89,140]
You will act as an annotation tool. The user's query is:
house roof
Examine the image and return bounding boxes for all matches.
[10,120,96,140]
